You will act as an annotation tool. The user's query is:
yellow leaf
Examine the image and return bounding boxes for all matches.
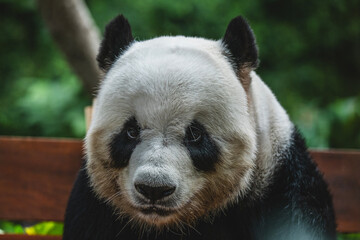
[24,227,36,235]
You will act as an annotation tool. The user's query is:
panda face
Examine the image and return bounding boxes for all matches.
[86,16,258,228]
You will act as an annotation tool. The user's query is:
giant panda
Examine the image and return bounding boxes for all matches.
[63,15,336,240]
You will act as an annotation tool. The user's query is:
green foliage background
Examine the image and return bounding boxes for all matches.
[0,0,359,147]
[0,0,359,236]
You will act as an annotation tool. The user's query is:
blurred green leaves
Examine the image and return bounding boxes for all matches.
[0,1,88,138]
[0,221,63,235]
[0,73,87,138]
[290,97,360,148]
[0,221,24,234]
[338,233,360,240]
[0,0,359,146]
[24,222,63,235]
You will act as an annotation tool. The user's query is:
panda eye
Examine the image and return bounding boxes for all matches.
[127,126,140,139]
[187,125,202,143]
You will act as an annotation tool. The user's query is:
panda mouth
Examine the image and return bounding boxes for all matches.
[140,206,174,216]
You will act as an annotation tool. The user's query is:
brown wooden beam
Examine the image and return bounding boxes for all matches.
[0,137,359,232]
[0,137,82,221]
[0,235,61,240]
[311,150,360,233]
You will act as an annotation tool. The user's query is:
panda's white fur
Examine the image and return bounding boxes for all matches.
[85,35,292,227]
[248,72,293,196]
[64,15,335,239]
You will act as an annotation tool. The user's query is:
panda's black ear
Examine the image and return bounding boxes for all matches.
[97,15,134,72]
[222,16,259,86]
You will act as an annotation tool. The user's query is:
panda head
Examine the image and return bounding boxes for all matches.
[86,15,259,228]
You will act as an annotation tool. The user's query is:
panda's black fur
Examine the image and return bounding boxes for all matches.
[63,15,336,239]
[64,129,335,239]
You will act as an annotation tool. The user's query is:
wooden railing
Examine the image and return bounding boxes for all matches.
[0,136,359,239]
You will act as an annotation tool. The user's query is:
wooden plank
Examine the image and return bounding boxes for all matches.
[0,137,359,233]
[311,150,360,233]
[0,235,61,240]
[0,137,83,221]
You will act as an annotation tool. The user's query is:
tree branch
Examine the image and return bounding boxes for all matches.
[38,0,101,96]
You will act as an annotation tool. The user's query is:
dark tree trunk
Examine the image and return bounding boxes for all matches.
[38,0,102,96]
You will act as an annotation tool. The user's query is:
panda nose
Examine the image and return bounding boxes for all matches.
[135,183,176,201]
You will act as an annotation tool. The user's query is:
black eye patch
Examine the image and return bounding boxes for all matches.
[184,121,220,171]
[109,117,141,168]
